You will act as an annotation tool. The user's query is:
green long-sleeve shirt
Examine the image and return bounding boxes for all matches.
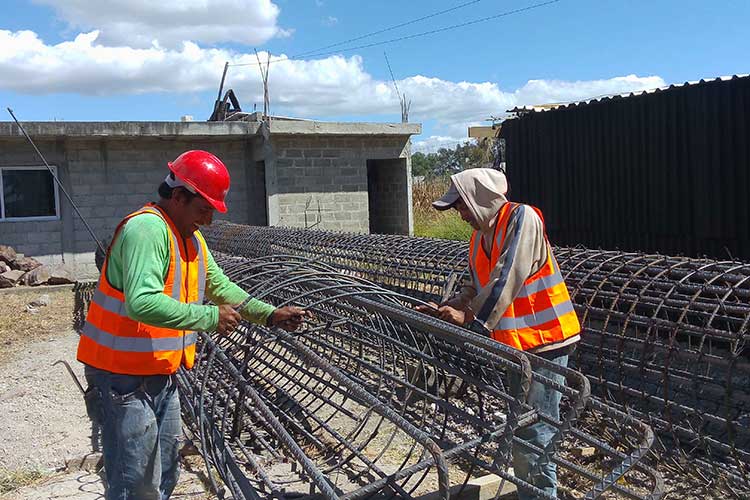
[105,212,275,331]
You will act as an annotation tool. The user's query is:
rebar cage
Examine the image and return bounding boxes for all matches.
[73,245,665,499]
[199,221,750,496]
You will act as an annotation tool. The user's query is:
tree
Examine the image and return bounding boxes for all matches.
[411,152,436,177]
[412,139,499,178]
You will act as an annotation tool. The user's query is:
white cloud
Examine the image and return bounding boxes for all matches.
[322,16,339,26]
[32,0,285,48]
[513,75,667,105]
[0,30,229,95]
[412,136,472,154]
[0,28,666,140]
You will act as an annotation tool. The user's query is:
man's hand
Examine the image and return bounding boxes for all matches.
[436,305,466,326]
[270,306,310,331]
[217,304,242,334]
[414,302,440,316]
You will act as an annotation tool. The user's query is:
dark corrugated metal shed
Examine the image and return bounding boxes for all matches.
[500,75,750,260]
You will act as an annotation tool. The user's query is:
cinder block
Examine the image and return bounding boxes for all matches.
[292,159,313,168]
[339,167,360,176]
[0,232,27,246]
[415,473,517,500]
[303,149,322,158]
[305,167,324,178]
[90,184,113,195]
[126,194,149,206]
[28,231,58,244]
[341,202,362,211]
[315,176,338,187]
[326,138,348,149]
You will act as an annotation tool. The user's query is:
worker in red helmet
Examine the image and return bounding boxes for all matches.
[77,150,308,500]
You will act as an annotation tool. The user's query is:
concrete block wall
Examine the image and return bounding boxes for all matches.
[269,135,411,233]
[0,138,67,266]
[0,137,257,278]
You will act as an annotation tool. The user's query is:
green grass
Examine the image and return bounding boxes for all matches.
[412,178,472,241]
[414,209,472,241]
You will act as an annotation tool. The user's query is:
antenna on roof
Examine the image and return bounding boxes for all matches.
[255,49,271,121]
[384,52,410,123]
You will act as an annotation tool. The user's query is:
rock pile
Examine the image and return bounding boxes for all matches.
[0,244,75,288]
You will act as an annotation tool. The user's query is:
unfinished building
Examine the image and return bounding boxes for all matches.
[0,116,419,277]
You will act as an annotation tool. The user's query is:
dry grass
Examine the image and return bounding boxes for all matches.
[0,287,74,365]
[0,467,47,495]
[412,179,472,241]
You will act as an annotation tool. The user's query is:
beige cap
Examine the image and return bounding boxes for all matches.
[432,182,461,211]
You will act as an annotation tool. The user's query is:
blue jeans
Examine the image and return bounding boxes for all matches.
[84,365,182,500]
[509,348,570,500]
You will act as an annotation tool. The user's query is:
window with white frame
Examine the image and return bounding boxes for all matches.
[0,166,60,221]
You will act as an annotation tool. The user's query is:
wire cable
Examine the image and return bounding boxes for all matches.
[292,0,485,59]
[6,108,106,255]
[229,0,562,67]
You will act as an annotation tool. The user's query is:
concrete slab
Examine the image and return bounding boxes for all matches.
[270,120,421,136]
[0,121,258,138]
[0,120,421,138]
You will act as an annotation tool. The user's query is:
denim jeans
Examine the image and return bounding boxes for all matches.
[509,347,571,500]
[84,365,181,500]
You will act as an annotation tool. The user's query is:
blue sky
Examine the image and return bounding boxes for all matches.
[1,0,748,151]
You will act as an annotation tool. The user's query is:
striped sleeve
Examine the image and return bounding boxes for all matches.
[442,272,477,310]
[469,205,548,333]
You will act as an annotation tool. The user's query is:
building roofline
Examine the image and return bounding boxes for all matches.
[0,120,421,138]
[269,120,421,136]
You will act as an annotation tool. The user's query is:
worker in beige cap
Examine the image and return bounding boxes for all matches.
[417,167,581,500]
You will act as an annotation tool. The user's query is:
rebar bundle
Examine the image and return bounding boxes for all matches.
[201,221,750,492]
[73,254,663,499]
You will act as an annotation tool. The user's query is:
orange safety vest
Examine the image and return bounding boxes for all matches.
[77,203,208,375]
[469,202,580,351]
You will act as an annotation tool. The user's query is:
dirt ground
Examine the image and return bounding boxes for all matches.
[0,286,214,499]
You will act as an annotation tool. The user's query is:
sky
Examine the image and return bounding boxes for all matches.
[1,0,748,152]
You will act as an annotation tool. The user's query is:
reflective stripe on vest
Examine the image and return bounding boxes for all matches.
[193,231,207,304]
[81,323,198,352]
[495,300,576,331]
[77,203,207,375]
[469,203,580,351]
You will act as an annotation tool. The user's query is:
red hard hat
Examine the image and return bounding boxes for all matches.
[168,150,230,213]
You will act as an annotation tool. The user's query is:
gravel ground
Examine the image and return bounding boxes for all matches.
[0,286,214,499]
